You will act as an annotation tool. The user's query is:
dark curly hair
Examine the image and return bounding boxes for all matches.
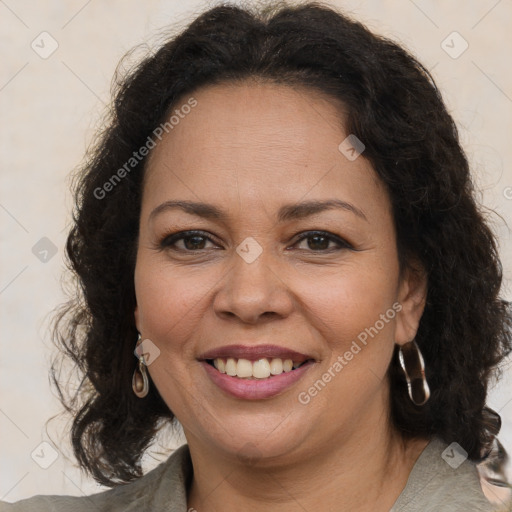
[51,0,512,487]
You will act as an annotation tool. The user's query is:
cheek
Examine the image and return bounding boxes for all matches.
[298,270,399,407]
[134,256,211,354]
[133,259,209,410]
[301,264,398,344]
[302,266,400,401]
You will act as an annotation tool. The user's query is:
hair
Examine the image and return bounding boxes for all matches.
[51,0,512,487]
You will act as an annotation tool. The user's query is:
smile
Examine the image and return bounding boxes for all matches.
[207,357,312,379]
[198,344,316,400]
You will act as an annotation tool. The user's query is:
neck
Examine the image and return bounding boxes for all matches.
[185,410,428,512]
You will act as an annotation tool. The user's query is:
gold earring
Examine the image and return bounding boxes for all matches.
[132,334,149,398]
[398,339,430,406]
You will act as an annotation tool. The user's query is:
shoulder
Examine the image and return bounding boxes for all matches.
[0,444,192,512]
[391,437,506,512]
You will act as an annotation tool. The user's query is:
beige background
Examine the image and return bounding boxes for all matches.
[1,0,511,501]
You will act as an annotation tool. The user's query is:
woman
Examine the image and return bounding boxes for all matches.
[1,1,511,510]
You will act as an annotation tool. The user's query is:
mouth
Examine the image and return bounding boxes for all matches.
[197,344,316,399]
[204,357,314,379]
[198,344,315,380]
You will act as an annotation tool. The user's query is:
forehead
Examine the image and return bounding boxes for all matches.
[142,80,387,221]
[149,80,346,161]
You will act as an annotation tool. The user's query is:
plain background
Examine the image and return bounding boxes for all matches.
[1,0,511,502]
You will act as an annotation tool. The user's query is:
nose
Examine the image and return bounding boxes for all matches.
[213,246,294,325]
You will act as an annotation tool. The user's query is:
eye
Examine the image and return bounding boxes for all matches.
[159,230,220,251]
[291,231,353,252]
[158,229,353,253]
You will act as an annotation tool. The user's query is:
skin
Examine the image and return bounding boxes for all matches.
[134,79,429,511]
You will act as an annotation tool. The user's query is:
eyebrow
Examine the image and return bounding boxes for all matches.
[149,199,368,223]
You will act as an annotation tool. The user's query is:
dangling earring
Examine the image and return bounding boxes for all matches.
[398,339,430,406]
[132,333,149,398]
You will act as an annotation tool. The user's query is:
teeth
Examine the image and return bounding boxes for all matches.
[269,358,283,375]
[225,357,237,376]
[236,358,253,378]
[253,359,271,379]
[211,357,305,379]
[213,358,225,373]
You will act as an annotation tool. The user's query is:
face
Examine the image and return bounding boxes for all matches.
[134,80,426,464]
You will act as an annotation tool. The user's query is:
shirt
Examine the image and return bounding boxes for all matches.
[0,437,506,511]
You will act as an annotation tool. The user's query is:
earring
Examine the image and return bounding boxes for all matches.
[398,339,430,406]
[132,334,149,398]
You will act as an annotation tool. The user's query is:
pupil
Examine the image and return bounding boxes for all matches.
[309,235,328,250]
[185,236,205,250]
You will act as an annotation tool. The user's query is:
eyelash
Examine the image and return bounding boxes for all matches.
[158,230,354,253]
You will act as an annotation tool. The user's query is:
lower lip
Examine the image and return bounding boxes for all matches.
[201,361,315,400]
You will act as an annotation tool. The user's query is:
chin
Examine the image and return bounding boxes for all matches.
[202,413,312,464]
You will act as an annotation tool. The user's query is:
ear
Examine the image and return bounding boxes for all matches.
[134,305,141,334]
[395,260,427,346]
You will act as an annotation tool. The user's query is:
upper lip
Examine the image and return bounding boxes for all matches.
[197,344,314,363]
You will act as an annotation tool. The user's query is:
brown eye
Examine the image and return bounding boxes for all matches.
[293,231,352,252]
[182,235,208,250]
[159,231,219,251]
